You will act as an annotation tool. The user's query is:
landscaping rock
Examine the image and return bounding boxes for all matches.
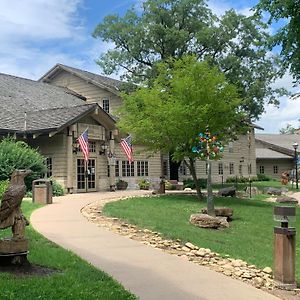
[189,213,229,229]
[218,186,236,197]
[263,267,273,275]
[245,187,259,196]
[264,187,282,196]
[201,207,233,220]
[276,196,298,205]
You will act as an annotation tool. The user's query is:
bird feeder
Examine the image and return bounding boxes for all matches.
[273,206,296,289]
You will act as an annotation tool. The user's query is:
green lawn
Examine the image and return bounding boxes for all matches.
[103,194,300,282]
[0,201,136,300]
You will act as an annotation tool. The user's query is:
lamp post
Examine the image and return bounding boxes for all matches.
[292,142,298,190]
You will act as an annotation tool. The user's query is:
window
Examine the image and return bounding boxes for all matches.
[163,160,168,176]
[229,163,234,175]
[137,161,149,176]
[273,165,278,174]
[239,165,243,175]
[228,142,234,153]
[78,141,96,152]
[115,161,120,177]
[179,162,186,175]
[102,99,110,113]
[205,162,208,175]
[122,161,134,177]
[259,165,265,174]
[107,164,110,177]
[45,157,52,178]
[218,163,223,175]
[248,163,252,174]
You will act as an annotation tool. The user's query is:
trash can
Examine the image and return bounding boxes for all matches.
[32,179,53,204]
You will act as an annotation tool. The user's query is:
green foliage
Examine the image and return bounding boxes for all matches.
[0,202,136,300]
[256,1,300,81]
[103,195,300,281]
[138,179,150,190]
[0,138,46,190]
[50,178,65,196]
[164,181,177,190]
[116,179,128,190]
[183,178,207,189]
[279,123,299,134]
[256,174,273,182]
[94,0,286,119]
[0,180,9,200]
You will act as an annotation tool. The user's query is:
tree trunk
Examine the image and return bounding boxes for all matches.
[185,157,202,200]
[206,159,215,216]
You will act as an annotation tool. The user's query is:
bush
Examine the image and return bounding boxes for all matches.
[0,137,46,190]
[116,179,128,190]
[257,174,273,181]
[226,176,251,183]
[138,179,150,190]
[183,178,207,189]
[165,180,177,190]
[0,180,9,200]
[51,178,64,196]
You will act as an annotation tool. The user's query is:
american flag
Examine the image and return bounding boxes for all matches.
[120,135,134,163]
[77,129,89,161]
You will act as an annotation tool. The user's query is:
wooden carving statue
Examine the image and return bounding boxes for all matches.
[0,170,32,240]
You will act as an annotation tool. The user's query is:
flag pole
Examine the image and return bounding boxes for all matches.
[85,159,88,193]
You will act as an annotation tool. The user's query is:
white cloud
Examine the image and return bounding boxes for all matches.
[208,0,253,17]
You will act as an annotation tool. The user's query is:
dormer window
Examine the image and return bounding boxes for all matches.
[102,99,110,113]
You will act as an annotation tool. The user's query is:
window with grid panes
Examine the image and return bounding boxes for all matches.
[248,163,252,174]
[46,157,52,178]
[137,161,149,176]
[78,141,96,152]
[218,163,223,175]
[102,99,110,113]
[273,165,278,174]
[259,165,265,174]
[179,163,186,175]
[228,142,234,153]
[163,160,168,176]
[115,161,120,177]
[122,161,134,177]
[229,163,234,175]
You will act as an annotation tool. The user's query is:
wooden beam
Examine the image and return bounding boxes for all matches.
[49,131,58,137]
[33,133,42,139]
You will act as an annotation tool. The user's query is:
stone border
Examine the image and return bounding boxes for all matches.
[81,194,300,299]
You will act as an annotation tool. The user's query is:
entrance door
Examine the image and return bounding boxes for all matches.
[77,159,96,192]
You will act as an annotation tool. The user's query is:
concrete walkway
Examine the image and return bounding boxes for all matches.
[31,190,280,300]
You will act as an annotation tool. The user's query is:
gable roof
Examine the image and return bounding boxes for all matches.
[39,63,124,96]
[256,134,300,156]
[0,73,115,134]
[256,148,292,160]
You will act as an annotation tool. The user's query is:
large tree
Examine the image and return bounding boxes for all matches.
[256,1,300,81]
[93,0,286,119]
[117,56,245,205]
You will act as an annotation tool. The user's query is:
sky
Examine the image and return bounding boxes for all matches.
[0,0,299,133]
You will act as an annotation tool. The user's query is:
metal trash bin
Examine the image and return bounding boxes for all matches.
[32,179,53,204]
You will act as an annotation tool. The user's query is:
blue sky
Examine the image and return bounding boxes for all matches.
[0,0,299,133]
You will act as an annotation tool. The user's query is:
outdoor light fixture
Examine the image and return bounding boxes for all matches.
[99,143,108,155]
[292,142,298,189]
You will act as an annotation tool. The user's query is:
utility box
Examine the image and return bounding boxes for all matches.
[32,179,53,204]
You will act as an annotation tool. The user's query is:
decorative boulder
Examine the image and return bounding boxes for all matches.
[218,187,236,197]
[190,213,229,229]
[201,207,233,220]
[263,187,282,196]
[276,196,298,205]
[245,187,259,196]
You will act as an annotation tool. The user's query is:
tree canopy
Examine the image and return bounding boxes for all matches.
[279,123,299,134]
[256,1,300,81]
[93,0,286,120]
[117,56,245,199]
[0,138,46,189]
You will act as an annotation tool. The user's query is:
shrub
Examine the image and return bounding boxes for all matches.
[138,179,150,190]
[257,174,273,181]
[51,178,65,196]
[116,179,128,190]
[0,137,46,190]
[183,178,207,189]
[0,180,9,200]
[165,180,177,190]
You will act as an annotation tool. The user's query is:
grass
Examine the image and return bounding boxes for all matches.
[0,201,136,300]
[103,194,300,281]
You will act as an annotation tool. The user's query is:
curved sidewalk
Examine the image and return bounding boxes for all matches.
[31,191,280,300]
